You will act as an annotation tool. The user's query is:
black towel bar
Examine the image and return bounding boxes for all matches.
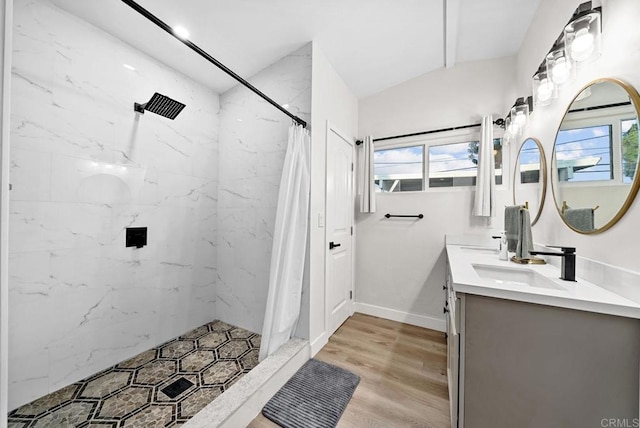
[384,214,424,219]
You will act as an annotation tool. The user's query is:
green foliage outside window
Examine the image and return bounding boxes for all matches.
[467,139,503,168]
[622,122,639,181]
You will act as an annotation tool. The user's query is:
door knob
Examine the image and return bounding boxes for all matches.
[329,241,341,250]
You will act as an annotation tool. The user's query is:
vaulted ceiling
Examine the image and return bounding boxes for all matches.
[50,0,541,98]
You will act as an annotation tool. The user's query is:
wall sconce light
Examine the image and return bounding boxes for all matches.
[546,42,574,85]
[502,97,532,142]
[530,2,601,109]
[564,5,602,63]
[504,115,518,142]
[511,97,532,128]
[532,65,557,107]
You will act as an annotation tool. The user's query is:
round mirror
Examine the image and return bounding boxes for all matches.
[551,78,640,233]
[513,137,547,226]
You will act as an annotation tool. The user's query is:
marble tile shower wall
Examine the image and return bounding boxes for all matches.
[216,44,311,334]
[9,0,219,409]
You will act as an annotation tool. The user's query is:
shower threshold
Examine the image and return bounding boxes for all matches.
[8,320,261,427]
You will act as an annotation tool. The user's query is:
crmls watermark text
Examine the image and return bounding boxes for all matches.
[601,419,640,428]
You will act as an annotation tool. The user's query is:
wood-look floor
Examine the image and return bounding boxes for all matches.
[248,313,450,428]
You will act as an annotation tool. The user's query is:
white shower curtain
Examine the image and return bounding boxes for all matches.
[472,115,496,217]
[358,135,376,213]
[259,124,310,361]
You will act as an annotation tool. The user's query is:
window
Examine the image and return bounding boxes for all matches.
[519,140,542,184]
[555,125,612,182]
[374,145,424,192]
[622,118,639,183]
[373,138,503,192]
[428,139,503,188]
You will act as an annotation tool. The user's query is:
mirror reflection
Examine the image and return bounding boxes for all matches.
[551,78,640,233]
[513,138,547,226]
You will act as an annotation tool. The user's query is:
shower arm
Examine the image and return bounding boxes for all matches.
[121,0,307,129]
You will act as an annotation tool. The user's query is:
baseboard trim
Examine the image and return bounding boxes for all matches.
[309,332,328,357]
[354,302,446,332]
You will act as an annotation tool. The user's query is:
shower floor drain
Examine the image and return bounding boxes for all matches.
[162,377,194,399]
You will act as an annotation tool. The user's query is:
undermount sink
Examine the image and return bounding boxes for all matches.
[460,246,498,255]
[472,264,565,290]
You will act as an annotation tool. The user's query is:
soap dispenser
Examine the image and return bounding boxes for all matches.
[499,231,509,261]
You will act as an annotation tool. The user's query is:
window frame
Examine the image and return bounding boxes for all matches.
[373,144,425,192]
[516,140,544,187]
[372,128,508,195]
[555,123,614,182]
[558,103,636,189]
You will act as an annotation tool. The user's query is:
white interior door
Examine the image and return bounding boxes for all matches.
[325,124,354,337]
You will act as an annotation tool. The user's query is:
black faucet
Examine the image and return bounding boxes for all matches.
[529,246,576,282]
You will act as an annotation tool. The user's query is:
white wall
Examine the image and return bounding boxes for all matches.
[515,0,640,271]
[359,56,517,139]
[357,57,516,329]
[309,43,358,354]
[216,44,311,335]
[9,0,219,409]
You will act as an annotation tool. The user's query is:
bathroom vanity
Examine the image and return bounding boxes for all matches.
[444,236,640,428]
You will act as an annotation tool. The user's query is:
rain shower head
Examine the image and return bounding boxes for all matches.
[134,92,186,120]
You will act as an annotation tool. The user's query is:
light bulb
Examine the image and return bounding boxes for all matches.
[537,78,554,101]
[571,28,594,60]
[514,111,526,126]
[508,121,519,135]
[173,26,190,40]
[551,57,570,84]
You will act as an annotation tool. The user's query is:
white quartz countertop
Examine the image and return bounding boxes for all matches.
[446,243,640,319]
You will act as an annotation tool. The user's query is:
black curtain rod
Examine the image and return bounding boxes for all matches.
[568,101,631,114]
[120,0,307,128]
[356,119,505,145]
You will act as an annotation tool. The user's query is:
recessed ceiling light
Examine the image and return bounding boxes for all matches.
[123,63,136,71]
[173,26,190,40]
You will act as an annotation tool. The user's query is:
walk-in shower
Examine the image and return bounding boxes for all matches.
[6,0,311,424]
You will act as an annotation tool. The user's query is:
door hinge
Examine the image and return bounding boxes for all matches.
[350,290,353,300]
[350,226,353,236]
[351,162,354,171]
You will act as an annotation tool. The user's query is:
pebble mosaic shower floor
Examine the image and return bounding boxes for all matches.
[8,320,261,427]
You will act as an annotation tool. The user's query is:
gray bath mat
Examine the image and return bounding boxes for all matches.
[262,358,360,428]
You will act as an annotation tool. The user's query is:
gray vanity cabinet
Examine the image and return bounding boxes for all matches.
[446,265,640,428]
